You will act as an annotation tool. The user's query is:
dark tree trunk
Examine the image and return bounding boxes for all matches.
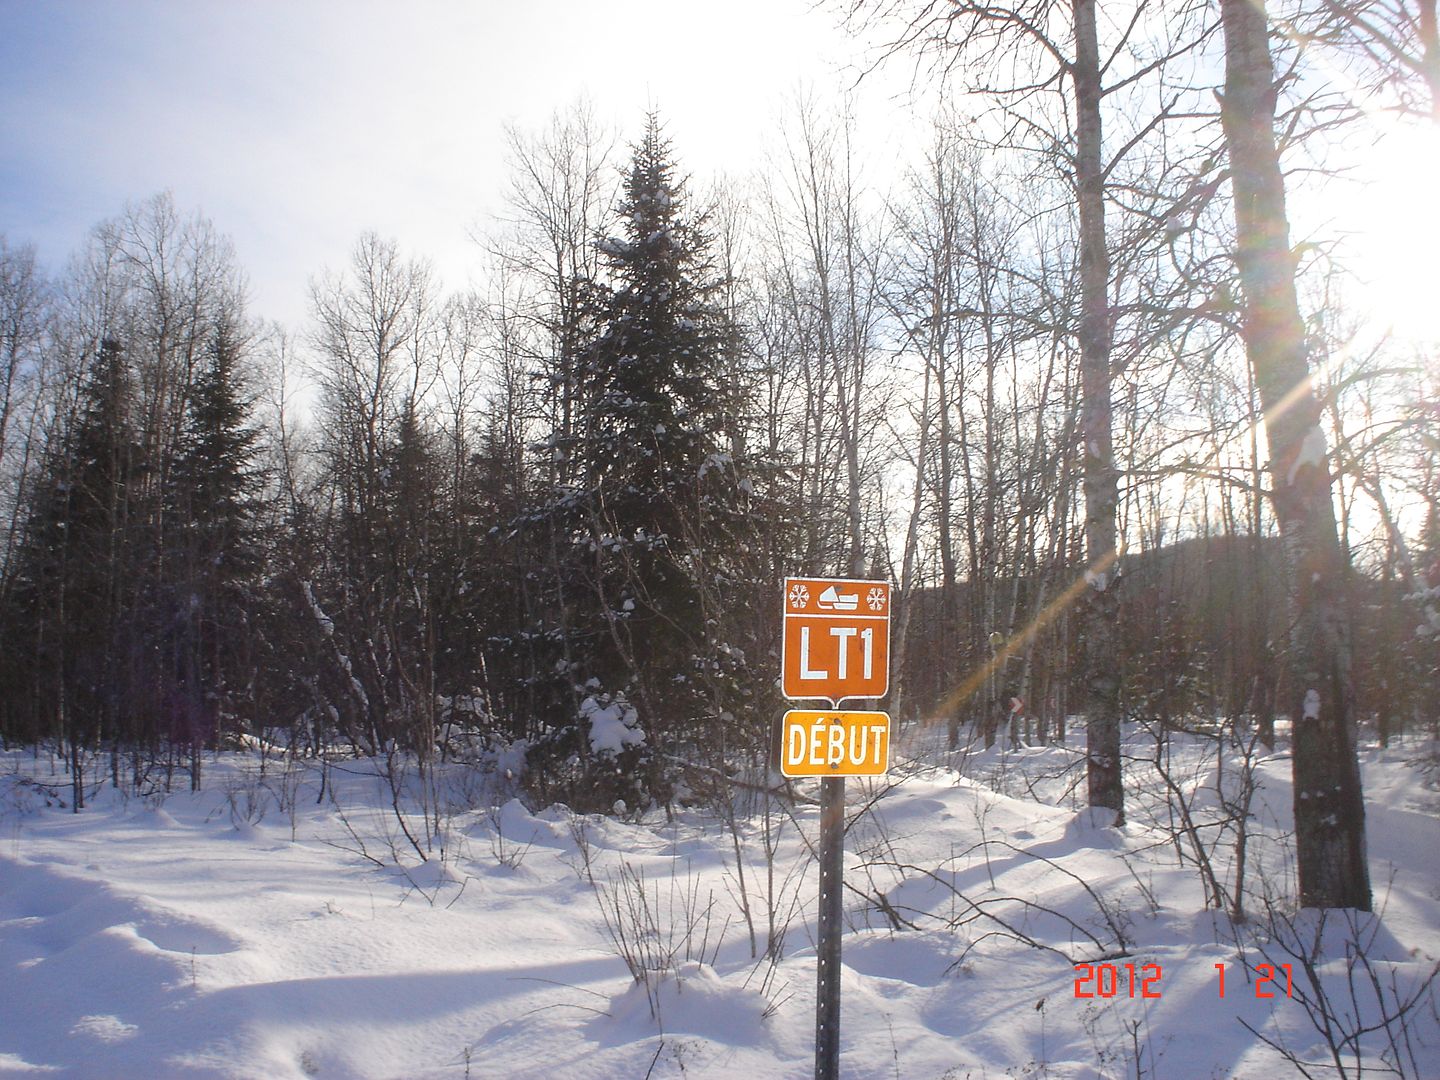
[1074,0,1124,819]
[1218,0,1371,910]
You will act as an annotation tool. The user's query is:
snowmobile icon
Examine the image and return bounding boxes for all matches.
[815,585,859,612]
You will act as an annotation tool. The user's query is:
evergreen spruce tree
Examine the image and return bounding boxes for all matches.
[6,338,144,801]
[176,331,264,579]
[535,115,764,809]
[433,410,522,736]
[167,327,265,763]
[374,395,445,748]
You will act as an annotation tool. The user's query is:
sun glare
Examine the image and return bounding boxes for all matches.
[1346,121,1440,346]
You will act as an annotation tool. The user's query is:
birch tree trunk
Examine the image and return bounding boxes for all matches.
[1074,0,1125,819]
[1218,0,1371,910]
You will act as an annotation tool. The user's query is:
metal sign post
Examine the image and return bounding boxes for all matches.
[780,578,892,1080]
[815,772,845,1079]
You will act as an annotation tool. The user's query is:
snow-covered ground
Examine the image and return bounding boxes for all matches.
[2,727,1436,1079]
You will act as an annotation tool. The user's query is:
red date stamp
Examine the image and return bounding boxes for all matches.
[1073,962,1293,999]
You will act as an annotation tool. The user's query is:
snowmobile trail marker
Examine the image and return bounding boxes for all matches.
[781,576,890,702]
[780,576,892,1080]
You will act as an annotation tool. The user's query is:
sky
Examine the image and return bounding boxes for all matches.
[0,0,908,327]
[2,1,1436,347]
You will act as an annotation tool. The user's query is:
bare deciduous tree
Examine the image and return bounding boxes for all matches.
[1218,0,1371,910]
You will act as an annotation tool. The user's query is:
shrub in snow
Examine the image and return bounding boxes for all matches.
[581,693,646,757]
[537,690,653,815]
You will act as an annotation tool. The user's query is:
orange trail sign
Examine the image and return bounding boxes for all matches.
[779,711,891,777]
[779,577,892,1080]
[782,577,891,703]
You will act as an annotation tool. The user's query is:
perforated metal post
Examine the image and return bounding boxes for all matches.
[815,773,844,1079]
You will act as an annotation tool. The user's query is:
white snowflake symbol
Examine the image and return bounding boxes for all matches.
[788,583,810,609]
[866,587,887,612]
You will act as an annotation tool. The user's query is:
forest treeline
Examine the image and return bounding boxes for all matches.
[0,0,1436,914]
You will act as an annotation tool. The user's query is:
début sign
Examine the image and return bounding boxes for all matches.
[779,710,890,777]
